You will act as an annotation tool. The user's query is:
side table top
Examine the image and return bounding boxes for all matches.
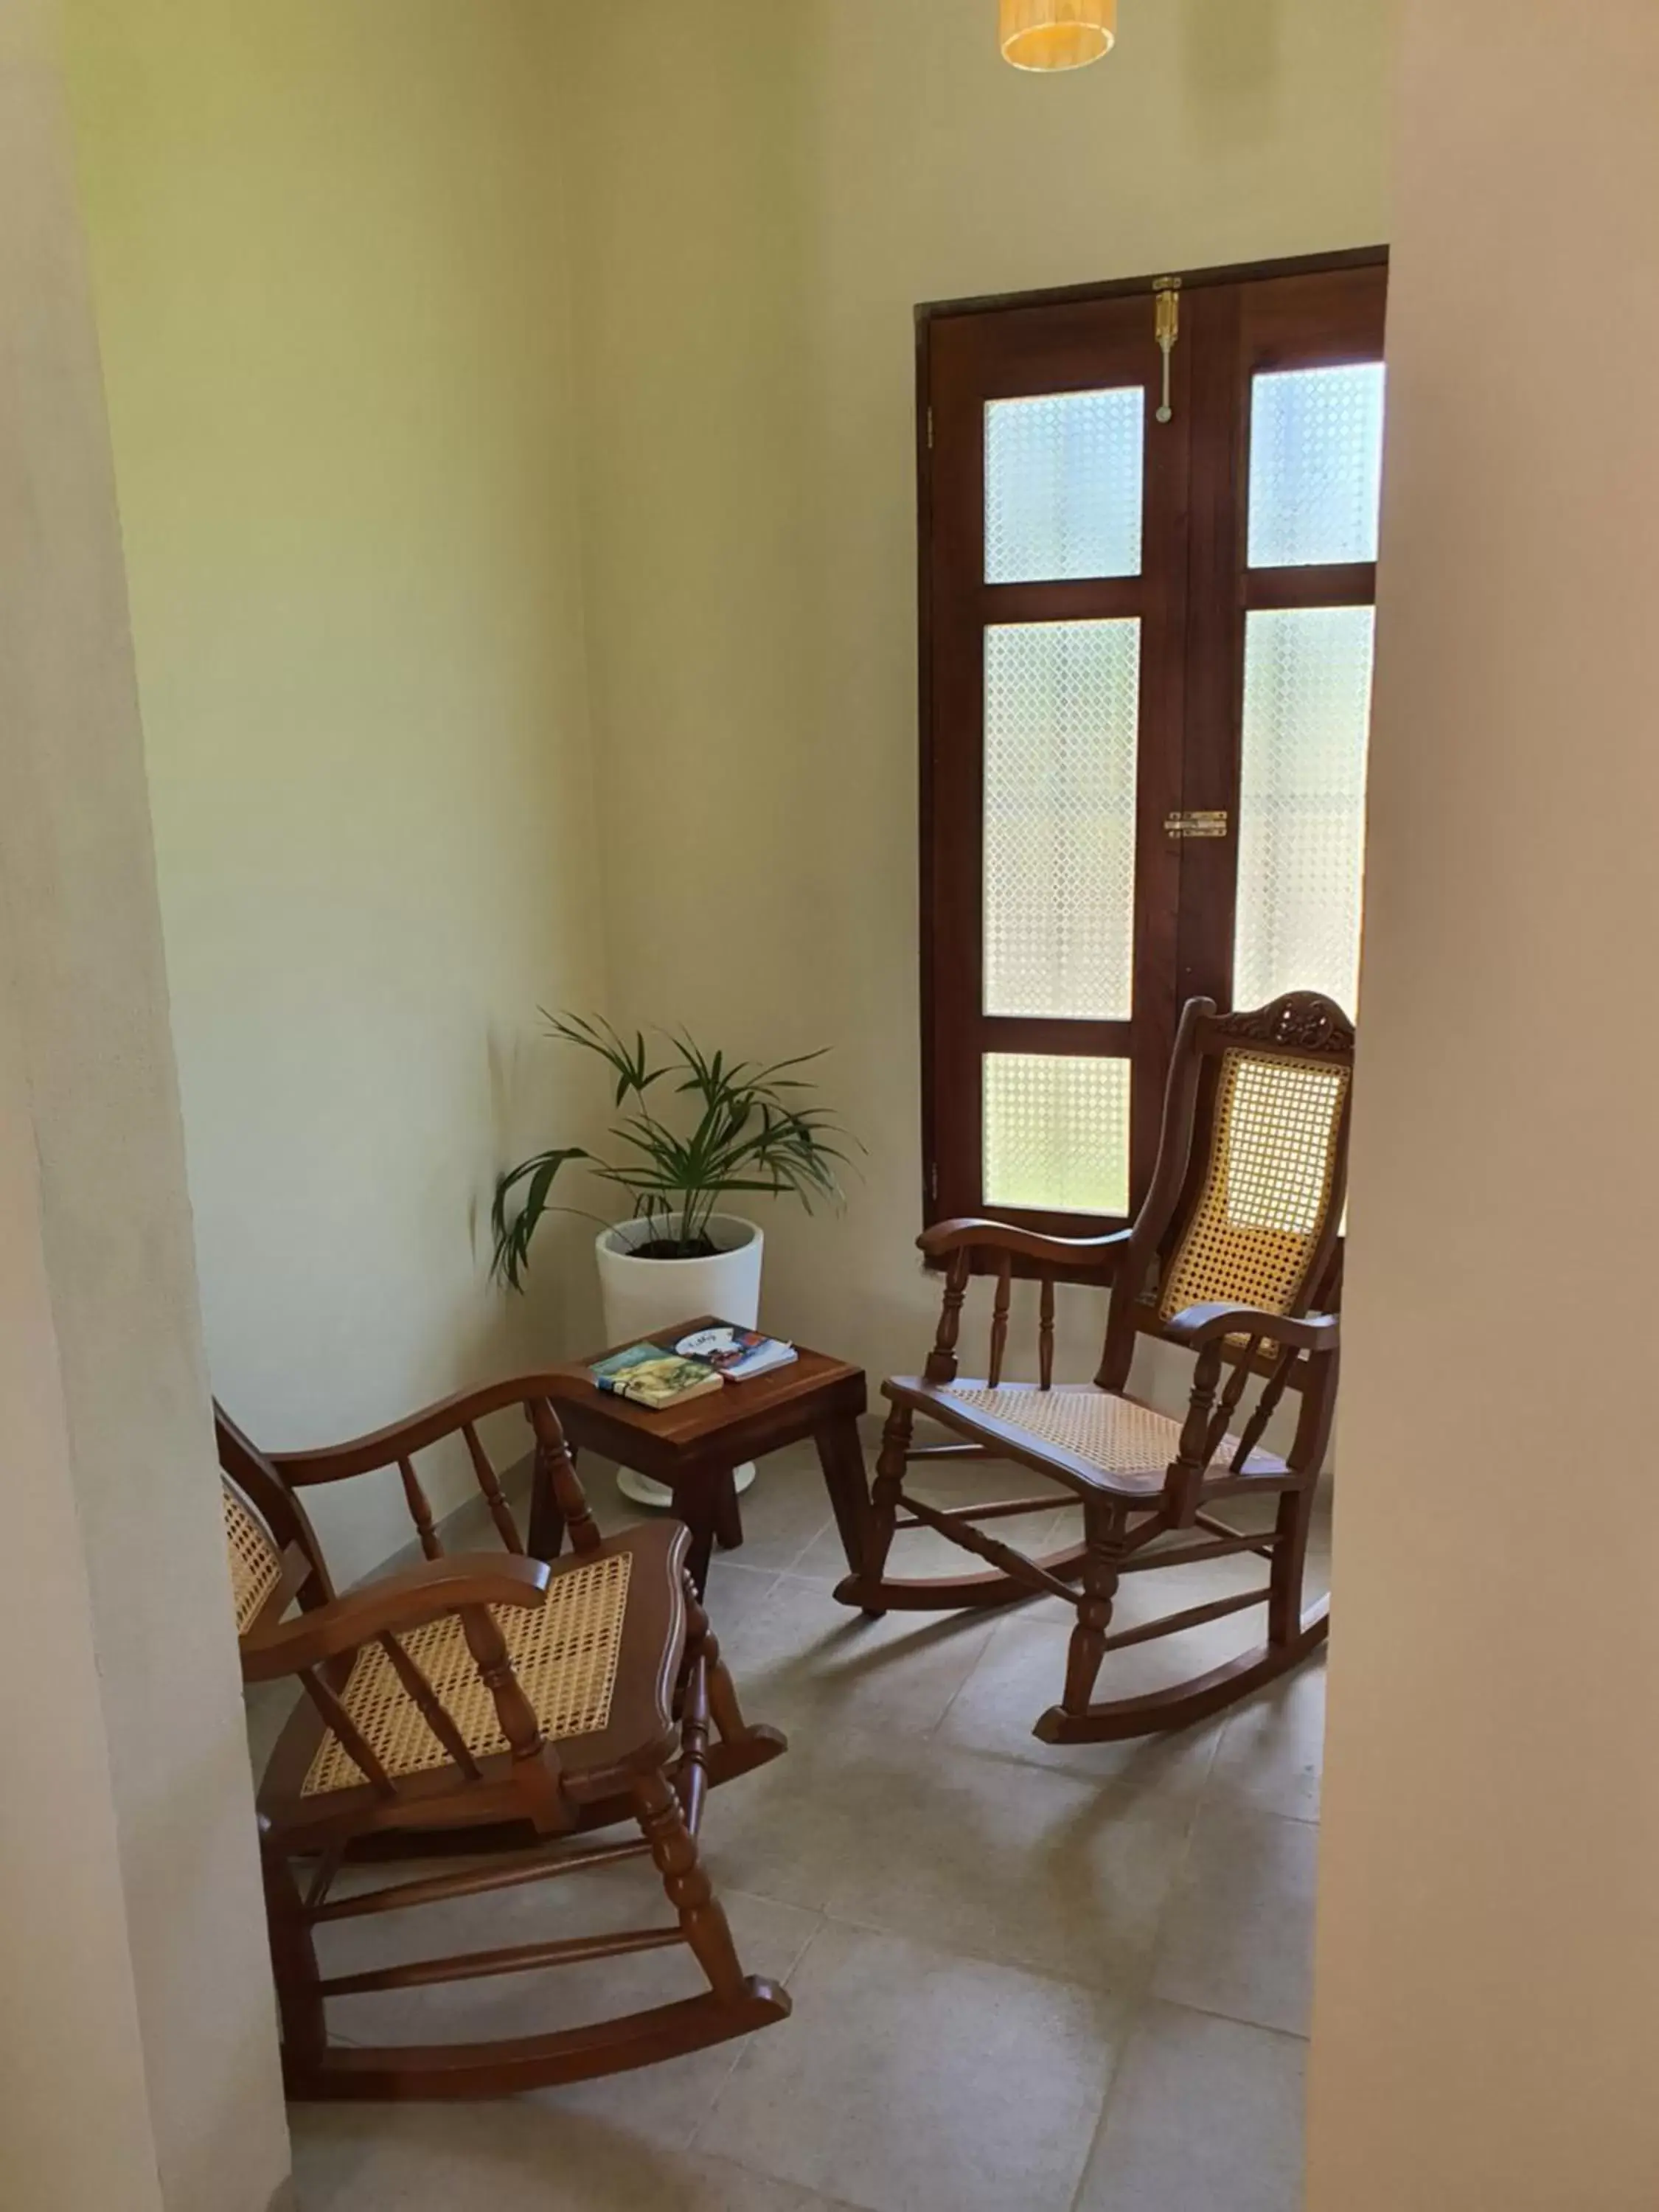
[544,1315,865,1458]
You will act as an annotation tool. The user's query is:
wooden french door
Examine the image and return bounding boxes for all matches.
[919,249,1387,1248]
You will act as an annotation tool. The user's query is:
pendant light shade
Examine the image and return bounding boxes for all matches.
[1000,0,1117,72]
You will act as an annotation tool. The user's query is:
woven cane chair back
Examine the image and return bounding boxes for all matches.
[223,1479,285,1633]
[1156,1046,1350,1325]
[1094,992,1354,1391]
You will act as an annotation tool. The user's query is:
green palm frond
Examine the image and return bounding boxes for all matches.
[490,1016,859,1288]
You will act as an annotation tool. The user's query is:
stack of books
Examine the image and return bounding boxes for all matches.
[590,1327,798,1410]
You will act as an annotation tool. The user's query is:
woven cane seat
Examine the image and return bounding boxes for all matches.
[302,1549,633,1798]
[932,1382,1284,1489]
[1158,1048,1349,1324]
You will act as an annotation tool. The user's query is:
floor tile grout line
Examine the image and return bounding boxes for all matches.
[687,1912,841,2172]
[776,1516,837,1577]
[684,1914,826,2165]
[700,1909,1148,2212]
[1135,1763,1213,2008]
[804,1902,1158,2013]
[1137,1986,1313,2040]
[927,1604,1022,1739]
[1147,1992,1312,2046]
[1060,1944,1313,2211]
[1062,1989,1148,2212]
[675,2037,753,2158]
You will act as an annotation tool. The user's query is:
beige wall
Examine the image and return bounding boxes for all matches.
[64,0,608,1585]
[0,1,289,2203]
[58,0,1392,1534]
[1307,4,1659,2203]
[561,0,1391,1387]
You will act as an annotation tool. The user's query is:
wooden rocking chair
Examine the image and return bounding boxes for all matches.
[218,1378,789,2098]
[836,991,1352,1745]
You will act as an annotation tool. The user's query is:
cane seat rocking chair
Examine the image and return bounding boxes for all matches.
[218,1377,789,2099]
[837,991,1352,1745]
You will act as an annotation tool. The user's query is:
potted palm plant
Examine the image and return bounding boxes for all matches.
[492,1015,852,1503]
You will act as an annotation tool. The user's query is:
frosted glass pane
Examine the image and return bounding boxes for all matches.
[1247,364,1385,568]
[986,386,1144,582]
[1234,608,1374,1014]
[984,618,1140,1020]
[984,1054,1130,1215]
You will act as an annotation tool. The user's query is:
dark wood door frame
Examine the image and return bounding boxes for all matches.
[917,244,1388,1265]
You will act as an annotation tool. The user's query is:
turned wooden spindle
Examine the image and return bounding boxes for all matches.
[377,1632,482,1781]
[462,1422,524,1553]
[674,1636,713,1834]
[397,1456,442,1560]
[528,1399,600,1555]
[987,1255,1012,1387]
[1229,1342,1298,1470]
[1204,1338,1260,1465]
[923,1250,970,1385]
[1062,1500,1124,1715]
[1169,1341,1225,1526]
[459,1604,567,1831]
[634,1770,747,2003]
[684,1572,745,1752]
[299,1667,397,1800]
[863,1400,914,1587]
[1038,1276,1055,1390]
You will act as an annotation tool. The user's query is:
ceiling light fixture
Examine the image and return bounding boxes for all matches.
[999,0,1117,72]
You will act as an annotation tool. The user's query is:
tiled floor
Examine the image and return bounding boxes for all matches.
[284,1444,1329,2212]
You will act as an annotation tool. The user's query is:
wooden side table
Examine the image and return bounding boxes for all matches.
[538,1317,870,1595]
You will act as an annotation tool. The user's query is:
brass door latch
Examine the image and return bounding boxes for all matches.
[1164,810,1228,840]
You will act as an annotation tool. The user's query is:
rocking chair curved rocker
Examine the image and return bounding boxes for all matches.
[836,991,1352,1745]
[218,1378,789,2099]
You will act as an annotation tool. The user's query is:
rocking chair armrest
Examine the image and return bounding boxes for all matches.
[238,1554,552,1683]
[1163,1303,1340,1356]
[918,1219,1134,1270]
[267,1374,580,1484]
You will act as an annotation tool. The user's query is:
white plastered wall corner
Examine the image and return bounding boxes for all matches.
[1307,1,1659,2203]
[62,0,611,1590]
[0,0,291,2204]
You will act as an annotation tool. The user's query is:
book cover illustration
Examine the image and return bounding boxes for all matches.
[590,1343,725,1409]
[674,1325,798,1380]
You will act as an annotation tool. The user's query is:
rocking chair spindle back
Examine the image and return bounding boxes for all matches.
[216,1380,790,2098]
[838,991,1352,1745]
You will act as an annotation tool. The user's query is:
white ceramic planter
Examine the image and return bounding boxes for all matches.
[595,1213,763,1507]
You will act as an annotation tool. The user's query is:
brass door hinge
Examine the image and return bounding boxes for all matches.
[1152,276,1181,425]
[1164,809,1228,840]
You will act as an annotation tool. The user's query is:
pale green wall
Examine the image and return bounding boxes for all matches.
[65,0,608,1580]
[562,0,1394,1387]
[59,0,1391,1577]
[1,1,288,2199]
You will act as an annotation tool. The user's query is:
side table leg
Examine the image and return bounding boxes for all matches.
[713,1467,744,1554]
[675,1466,721,1597]
[814,1416,876,1598]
